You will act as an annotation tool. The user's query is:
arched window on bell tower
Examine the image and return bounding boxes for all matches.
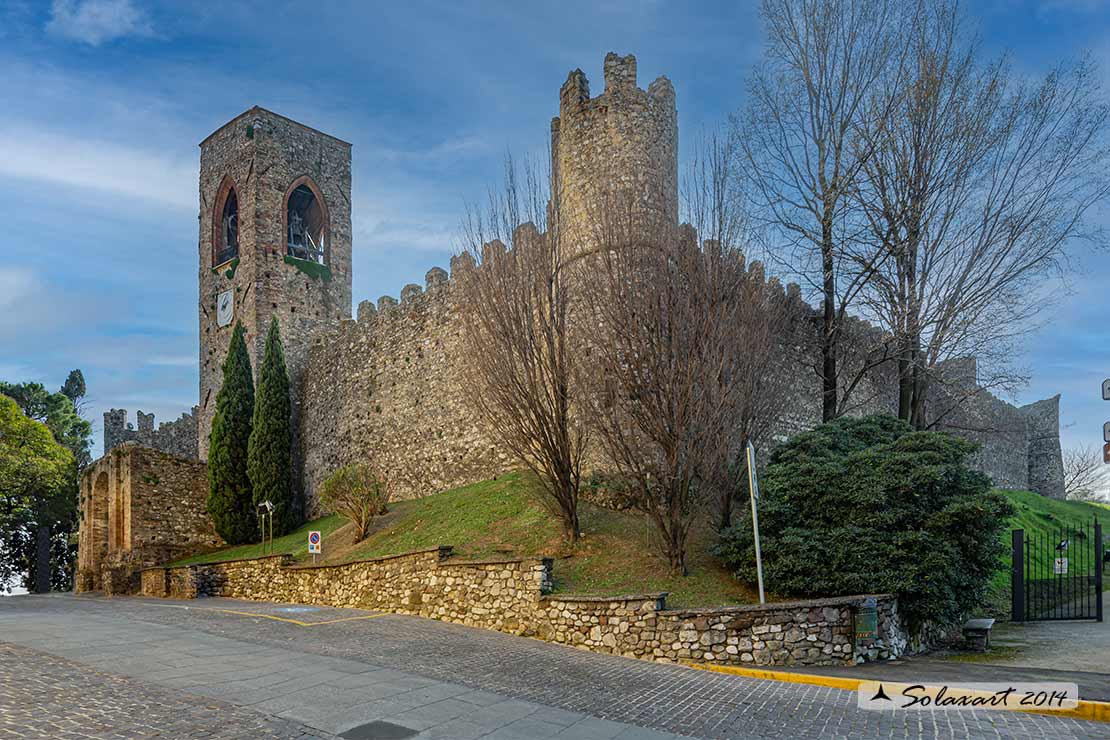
[213,178,239,266]
[284,177,328,264]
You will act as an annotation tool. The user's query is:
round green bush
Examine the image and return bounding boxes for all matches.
[715,415,1013,630]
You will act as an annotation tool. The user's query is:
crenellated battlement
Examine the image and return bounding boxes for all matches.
[104,407,199,460]
[552,53,679,258]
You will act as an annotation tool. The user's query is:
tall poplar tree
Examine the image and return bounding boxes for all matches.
[248,317,296,534]
[207,322,256,544]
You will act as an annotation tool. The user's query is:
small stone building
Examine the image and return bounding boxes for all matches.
[75,443,221,594]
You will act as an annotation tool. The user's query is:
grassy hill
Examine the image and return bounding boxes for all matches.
[169,476,1107,616]
[168,472,760,608]
[984,489,1110,617]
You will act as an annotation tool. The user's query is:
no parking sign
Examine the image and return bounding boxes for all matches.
[308,530,321,554]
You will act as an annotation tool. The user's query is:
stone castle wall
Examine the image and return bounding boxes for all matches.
[105,52,1063,517]
[141,547,907,668]
[104,408,199,460]
[299,262,510,511]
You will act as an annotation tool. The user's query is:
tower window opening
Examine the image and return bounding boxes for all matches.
[214,185,239,266]
[287,184,326,263]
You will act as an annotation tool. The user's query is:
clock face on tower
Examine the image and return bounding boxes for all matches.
[217,290,234,327]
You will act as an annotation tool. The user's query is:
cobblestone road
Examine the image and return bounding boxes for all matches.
[2,594,1107,739]
[0,643,329,739]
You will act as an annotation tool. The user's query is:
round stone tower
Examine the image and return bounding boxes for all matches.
[550,52,678,257]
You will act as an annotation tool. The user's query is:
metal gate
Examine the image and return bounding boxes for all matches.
[1011,520,1103,622]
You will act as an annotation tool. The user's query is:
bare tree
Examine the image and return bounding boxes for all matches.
[740,0,905,422]
[684,131,806,531]
[460,159,588,542]
[1063,445,1110,502]
[577,150,800,571]
[855,0,1110,429]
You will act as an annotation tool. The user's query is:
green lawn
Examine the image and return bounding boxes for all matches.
[983,490,1110,616]
[166,471,759,608]
[166,513,346,566]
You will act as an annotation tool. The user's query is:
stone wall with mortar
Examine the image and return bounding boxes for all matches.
[76,443,221,594]
[552,52,678,258]
[291,53,1063,512]
[103,408,199,460]
[197,107,353,466]
[298,263,511,512]
[141,548,905,668]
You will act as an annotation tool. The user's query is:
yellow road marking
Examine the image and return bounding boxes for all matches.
[64,594,387,628]
[683,661,1110,723]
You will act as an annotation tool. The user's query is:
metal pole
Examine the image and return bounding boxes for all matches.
[1012,529,1024,622]
[1097,520,1104,623]
[747,442,766,605]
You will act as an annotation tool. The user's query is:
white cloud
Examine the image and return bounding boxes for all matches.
[0,267,36,311]
[145,355,196,367]
[0,126,194,210]
[47,0,153,46]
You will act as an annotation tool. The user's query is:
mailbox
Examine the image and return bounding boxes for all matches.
[854,597,878,642]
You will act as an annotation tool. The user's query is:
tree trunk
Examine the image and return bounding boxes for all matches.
[563,504,581,543]
[910,364,929,430]
[896,344,913,421]
[821,219,838,422]
[718,489,733,532]
[33,521,51,593]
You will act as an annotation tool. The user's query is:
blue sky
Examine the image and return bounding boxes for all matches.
[2,0,1109,457]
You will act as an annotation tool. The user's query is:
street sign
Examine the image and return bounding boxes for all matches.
[1104,444,1110,464]
[1055,557,1069,575]
[308,530,321,554]
[1104,422,1110,443]
[1104,378,1110,401]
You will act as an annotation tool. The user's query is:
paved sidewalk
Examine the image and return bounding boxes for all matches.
[3,594,1108,739]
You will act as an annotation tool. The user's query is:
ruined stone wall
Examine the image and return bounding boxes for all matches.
[76,443,221,593]
[142,547,906,667]
[103,408,199,459]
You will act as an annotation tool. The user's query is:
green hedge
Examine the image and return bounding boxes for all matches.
[715,415,1013,630]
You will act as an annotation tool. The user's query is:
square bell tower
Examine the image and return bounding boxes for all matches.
[197,107,352,461]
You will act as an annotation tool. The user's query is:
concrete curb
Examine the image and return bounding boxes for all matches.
[682,661,1110,723]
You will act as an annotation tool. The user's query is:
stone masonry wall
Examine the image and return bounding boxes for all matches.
[142,548,905,668]
[299,264,510,512]
[198,107,353,464]
[552,52,678,258]
[292,52,1063,511]
[77,443,221,594]
[103,408,199,460]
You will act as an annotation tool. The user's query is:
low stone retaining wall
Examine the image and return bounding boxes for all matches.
[140,548,905,667]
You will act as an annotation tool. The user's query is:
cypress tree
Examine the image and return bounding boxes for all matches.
[248,316,297,534]
[207,322,256,544]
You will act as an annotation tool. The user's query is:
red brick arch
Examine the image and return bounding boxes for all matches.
[282,175,330,264]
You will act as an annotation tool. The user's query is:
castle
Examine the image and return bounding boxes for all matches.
[76,53,1065,593]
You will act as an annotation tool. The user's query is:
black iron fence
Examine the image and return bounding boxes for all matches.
[1012,520,1103,622]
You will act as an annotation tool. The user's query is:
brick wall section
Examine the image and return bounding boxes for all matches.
[141,548,905,667]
